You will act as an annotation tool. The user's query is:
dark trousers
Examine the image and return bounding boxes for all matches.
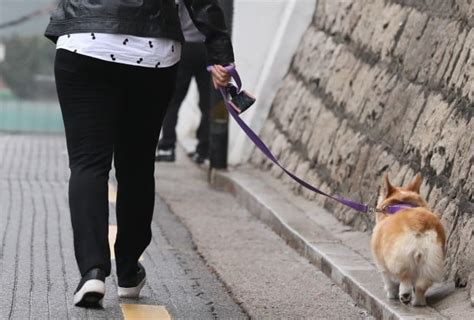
[54,49,177,279]
[158,42,211,156]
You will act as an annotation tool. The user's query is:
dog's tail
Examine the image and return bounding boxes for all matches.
[413,231,444,282]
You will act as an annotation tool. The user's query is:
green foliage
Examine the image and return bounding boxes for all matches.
[0,35,56,100]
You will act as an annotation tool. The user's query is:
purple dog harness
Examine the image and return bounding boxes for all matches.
[211,66,414,215]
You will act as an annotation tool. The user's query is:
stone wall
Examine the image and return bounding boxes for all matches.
[251,0,473,286]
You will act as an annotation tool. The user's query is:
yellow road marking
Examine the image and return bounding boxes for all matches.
[108,225,144,261]
[120,304,172,320]
[109,225,118,260]
[108,183,117,204]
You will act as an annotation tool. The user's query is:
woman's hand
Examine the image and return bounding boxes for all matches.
[210,64,231,89]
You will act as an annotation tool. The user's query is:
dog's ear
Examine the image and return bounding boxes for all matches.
[384,175,396,197]
[406,173,422,194]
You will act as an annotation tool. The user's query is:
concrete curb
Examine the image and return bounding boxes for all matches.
[469,273,474,307]
[210,168,447,320]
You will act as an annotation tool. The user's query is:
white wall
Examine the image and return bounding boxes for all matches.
[176,0,316,160]
[228,0,316,165]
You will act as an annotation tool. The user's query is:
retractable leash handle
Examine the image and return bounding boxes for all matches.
[208,65,255,114]
[209,66,408,215]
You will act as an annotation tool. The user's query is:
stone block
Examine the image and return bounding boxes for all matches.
[314,0,357,33]
[272,76,305,130]
[271,132,288,160]
[429,21,461,89]
[430,111,469,177]
[340,1,365,35]
[397,84,427,148]
[465,161,474,202]
[350,1,409,58]
[441,29,468,92]
[469,272,474,307]
[408,94,451,158]
[287,90,315,145]
[454,218,474,286]
[346,144,371,193]
[415,19,451,84]
[453,29,474,100]
[454,0,474,27]
[293,28,340,87]
[431,194,450,215]
[365,146,401,188]
[342,63,382,116]
[325,50,361,108]
[300,97,324,148]
[395,165,414,188]
[306,107,341,163]
[354,68,397,127]
[424,0,455,13]
[351,0,387,49]
[325,123,364,186]
[376,4,409,59]
[374,80,417,153]
[394,10,429,62]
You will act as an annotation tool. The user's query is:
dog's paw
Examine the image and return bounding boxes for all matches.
[399,292,411,305]
[399,282,413,305]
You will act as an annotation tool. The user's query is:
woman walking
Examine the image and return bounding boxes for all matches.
[45,0,233,308]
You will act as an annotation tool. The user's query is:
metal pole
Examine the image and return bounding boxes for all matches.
[209,0,233,171]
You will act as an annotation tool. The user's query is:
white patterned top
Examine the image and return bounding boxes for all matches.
[56,33,182,69]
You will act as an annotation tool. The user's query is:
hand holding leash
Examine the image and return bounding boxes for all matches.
[210,64,232,89]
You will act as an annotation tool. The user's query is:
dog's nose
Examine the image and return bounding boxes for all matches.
[400,293,411,304]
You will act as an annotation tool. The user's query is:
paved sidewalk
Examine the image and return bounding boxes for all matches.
[155,148,374,319]
[0,134,246,319]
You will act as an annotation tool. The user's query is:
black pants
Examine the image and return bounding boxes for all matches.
[158,42,211,156]
[54,49,177,279]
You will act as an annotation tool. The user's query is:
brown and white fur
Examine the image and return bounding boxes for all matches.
[371,174,445,306]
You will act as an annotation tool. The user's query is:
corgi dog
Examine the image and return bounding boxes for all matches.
[371,174,445,306]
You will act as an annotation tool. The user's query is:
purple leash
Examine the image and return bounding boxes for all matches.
[210,66,413,215]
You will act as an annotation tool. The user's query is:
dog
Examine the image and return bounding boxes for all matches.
[371,174,445,306]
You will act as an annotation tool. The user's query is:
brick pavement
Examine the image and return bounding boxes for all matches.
[0,134,245,319]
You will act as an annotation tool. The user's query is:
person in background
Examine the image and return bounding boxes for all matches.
[155,0,211,164]
[45,0,233,308]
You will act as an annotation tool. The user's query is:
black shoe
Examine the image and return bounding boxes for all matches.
[73,268,106,308]
[118,262,146,298]
[155,149,175,162]
[191,152,207,164]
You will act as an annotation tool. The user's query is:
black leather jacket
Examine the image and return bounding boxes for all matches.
[45,0,234,65]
